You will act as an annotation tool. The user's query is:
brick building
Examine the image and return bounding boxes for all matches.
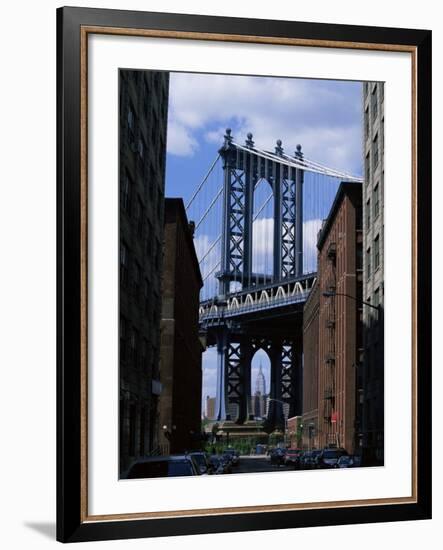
[205,396,216,420]
[316,182,363,454]
[158,199,204,454]
[119,69,169,476]
[302,280,320,449]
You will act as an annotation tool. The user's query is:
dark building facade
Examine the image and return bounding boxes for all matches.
[159,199,204,454]
[302,279,320,450]
[119,69,170,475]
[362,82,385,465]
[317,182,363,454]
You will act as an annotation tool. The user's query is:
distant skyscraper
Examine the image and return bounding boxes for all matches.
[255,363,266,395]
[252,363,267,419]
[205,396,216,420]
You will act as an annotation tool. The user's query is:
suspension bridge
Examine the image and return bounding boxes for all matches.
[185,129,362,435]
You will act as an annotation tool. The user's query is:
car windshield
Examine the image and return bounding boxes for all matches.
[127,460,194,478]
[191,454,206,466]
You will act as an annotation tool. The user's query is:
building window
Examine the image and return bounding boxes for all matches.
[151,111,158,148]
[364,107,369,139]
[380,82,384,103]
[127,104,135,145]
[374,234,380,270]
[144,279,150,316]
[146,221,153,253]
[157,194,163,221]
[120,243,129,286]
[365,152,370,184]
[374,286,380,308]
[132,262,141,297]
[149,163,156,199]
[366,199,371,230]
[371,84,378,121]
[120,316,127,361]
[127,106,134,130]
[374,183,380,219]
[366,248,371,280]
[138,137,145,158]
[130,327,139,367]
[155,240,162,270]
[139,407,146,456]
[121,171,132,214]
[142,338,149,369]
[373,133,379,169]
[134,197,144,237]
[129,404,136,456]
[357,243,363,270]
[364,82,369,97]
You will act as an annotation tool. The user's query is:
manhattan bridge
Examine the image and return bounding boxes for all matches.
[185,129,362,435]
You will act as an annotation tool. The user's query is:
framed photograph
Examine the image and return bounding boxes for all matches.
[57,6,432,543]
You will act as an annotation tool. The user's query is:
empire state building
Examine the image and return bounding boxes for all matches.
[252,363,267,419]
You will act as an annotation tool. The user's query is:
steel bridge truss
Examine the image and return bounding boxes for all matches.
[217,130,304,296]
[214,332,302,430]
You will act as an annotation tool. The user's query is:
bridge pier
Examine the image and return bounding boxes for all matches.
[214,329,229,421]
[266,341,286,432]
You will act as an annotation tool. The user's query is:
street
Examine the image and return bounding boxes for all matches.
[233,455,293,474]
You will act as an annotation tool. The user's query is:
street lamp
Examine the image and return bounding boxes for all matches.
[322,291,380,313]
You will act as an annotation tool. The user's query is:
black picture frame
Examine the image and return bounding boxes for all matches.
[57,6,432,543]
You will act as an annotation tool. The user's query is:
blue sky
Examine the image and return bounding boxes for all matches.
[164,72,363,412]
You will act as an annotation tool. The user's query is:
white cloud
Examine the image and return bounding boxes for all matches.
[252,217,274,274]
[166,120,198,157]
[303,218,323,273]
[168,72,362,173]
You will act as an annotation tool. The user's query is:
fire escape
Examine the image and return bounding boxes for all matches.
[324,240,337,447]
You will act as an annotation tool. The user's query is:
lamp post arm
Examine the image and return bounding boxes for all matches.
[323,291,380,312]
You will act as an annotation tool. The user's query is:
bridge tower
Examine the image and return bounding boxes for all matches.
[213,130,305,432]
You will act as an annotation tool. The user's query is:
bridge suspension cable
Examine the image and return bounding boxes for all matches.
[232,141,362,182]
[195,186,223,230]
[185,154,221,210]
[203,260,221,283]
[189,134,362,301]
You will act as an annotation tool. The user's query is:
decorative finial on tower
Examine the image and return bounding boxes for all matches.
[295,144,303,159]
[275,139,283,156]
[245,132,254,148]
[225,128,232,145]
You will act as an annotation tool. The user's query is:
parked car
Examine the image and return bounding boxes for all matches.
[223,448,240,465]
[188,451,213,474]
[317,448,349,469]
[209,454,232,474]
[335,455,361,468]
[300,449,322,469]
[284,449,303,468]
[270,447,287,466]
[126,455,200,479]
